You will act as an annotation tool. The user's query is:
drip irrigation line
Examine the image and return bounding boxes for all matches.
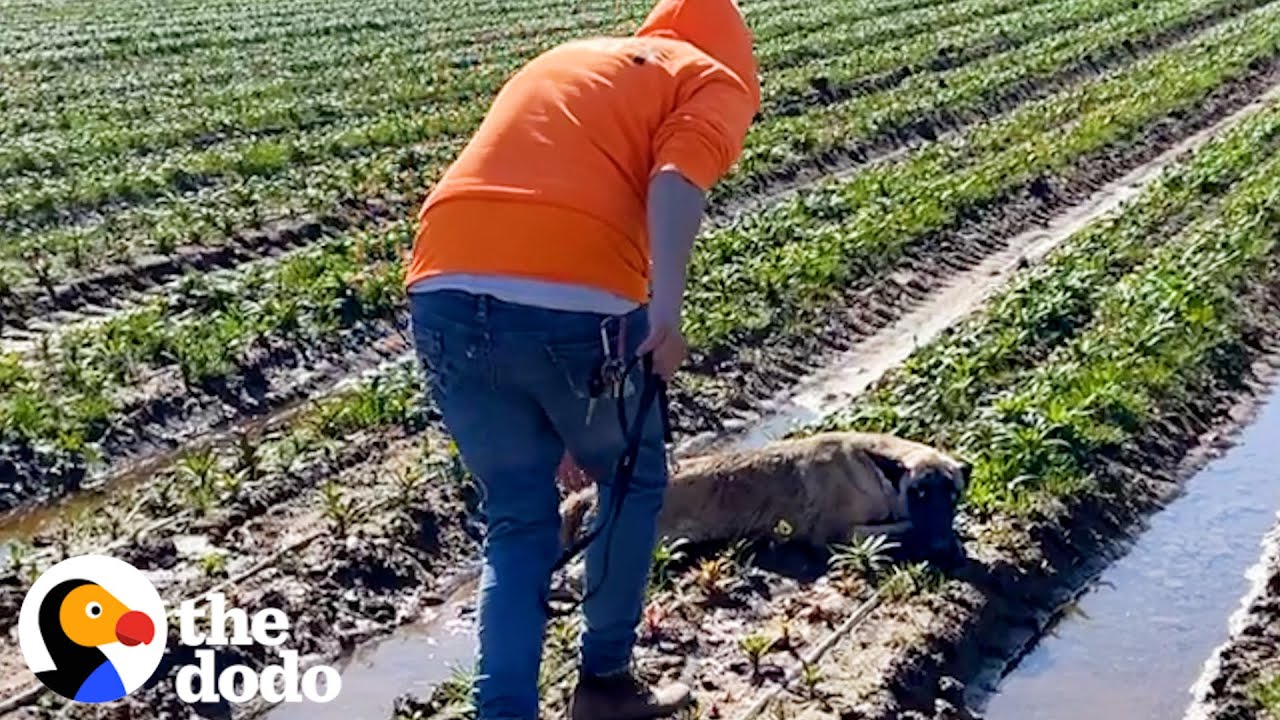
[733,590,887,720]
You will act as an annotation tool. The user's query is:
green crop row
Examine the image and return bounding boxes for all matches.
[4,0,1253,292]
[820,107,1280,514]
[756,0,1039,78]
[837,107,1280,444]
[0,0,1023,182]
[0,0,912,133]
[687,1,1280,351]
[725,0,1270,196]
[0,352,430,515]
[762,0,1132,114]
[0,222,412,470]
[5,1,1278,501]
[0,0,920,70]
[0,0,1041,213]
[1,0,636,70]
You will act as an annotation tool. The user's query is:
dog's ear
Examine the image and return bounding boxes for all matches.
[958,461,972,490]
[868,451,909,490]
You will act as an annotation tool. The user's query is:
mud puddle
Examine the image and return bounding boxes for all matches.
[978,385,1280,720]
[0,395,310,553]
[269,570,481,720]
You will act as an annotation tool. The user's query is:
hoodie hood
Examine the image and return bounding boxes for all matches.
[636,0,761,108]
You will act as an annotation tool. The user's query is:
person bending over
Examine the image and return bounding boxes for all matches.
[404,1,759,717]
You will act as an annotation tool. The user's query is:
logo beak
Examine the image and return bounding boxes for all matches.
[115,610,155,647]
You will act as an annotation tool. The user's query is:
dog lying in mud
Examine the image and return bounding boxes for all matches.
[560,431,970,569]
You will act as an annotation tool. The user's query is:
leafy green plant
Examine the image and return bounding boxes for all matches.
[1253,674,1280,719]
[431,663,479,718]
[879,562,944,602]
[544,617,577,659]
[829,533,899,580]
[5,540,40,585]
[178,446,228,514]
[391,464,426,511]
[199,551,228,579]
[800,661,825,700]
[650,536,692,597]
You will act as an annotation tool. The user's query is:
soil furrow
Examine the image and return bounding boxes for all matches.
[0,428,483,718]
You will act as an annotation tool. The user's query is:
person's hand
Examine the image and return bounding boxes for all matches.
[637,312,687,381]
[556,451,593,493]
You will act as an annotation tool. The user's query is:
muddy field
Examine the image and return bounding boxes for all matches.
[6,0,1280,718]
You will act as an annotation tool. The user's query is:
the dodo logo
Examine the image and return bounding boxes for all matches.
[18,555,167,704]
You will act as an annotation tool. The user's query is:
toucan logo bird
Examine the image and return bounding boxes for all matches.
[19,555,168,704]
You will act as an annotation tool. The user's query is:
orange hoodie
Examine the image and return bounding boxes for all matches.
[404,0,760,304]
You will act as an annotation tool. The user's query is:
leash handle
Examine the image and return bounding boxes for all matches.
[544,353,667,616]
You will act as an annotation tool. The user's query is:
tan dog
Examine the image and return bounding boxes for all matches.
[560,431,969,564]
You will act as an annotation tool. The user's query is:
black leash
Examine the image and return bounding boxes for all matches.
[542,352,671,618]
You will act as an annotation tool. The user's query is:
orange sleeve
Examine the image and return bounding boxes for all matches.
[651,75,756,191]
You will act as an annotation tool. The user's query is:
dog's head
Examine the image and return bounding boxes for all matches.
[868,447,969,570]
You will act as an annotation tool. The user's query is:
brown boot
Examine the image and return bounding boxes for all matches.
[569,670,692,720]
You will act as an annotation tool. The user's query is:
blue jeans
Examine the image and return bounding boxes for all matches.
[409,290,669,720]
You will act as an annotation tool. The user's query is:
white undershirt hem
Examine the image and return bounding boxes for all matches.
[408,274,641,316]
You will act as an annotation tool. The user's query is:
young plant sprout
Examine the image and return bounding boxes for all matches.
[739,632,776,683]
[319,479,364,536]
[829,533,900,581]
